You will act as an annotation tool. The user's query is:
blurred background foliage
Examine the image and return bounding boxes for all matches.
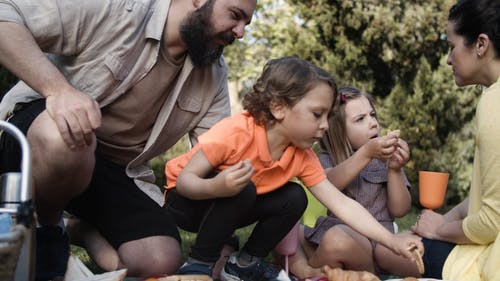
[221,0,480,209]
[1,0,480,209]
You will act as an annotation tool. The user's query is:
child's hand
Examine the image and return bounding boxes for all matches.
[387,138,410,170]
[388,233,424,263]
[363,134,399,160]
[216,160,254,197]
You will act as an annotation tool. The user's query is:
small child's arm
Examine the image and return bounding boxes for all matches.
[176,149,254,200]
[386,134,412,217]
[325,147,372,190]
[325,133,400,190]
[309,179,424,260]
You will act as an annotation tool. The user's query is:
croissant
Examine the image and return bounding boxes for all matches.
[322,266,380,281]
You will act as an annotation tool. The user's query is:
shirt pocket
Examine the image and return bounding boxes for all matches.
[177,89,202,113]
[71,54,127,100]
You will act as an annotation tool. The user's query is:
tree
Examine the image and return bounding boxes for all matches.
[290,0,455,96]
[379,56,480,206]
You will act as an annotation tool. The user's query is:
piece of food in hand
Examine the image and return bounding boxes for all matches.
[387,129,401,138]
[408,244,425,275]
[322,265,380,281]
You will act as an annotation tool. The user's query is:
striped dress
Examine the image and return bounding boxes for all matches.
[304,151,410,244]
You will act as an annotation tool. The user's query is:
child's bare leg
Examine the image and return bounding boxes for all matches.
[374,232,421,277]
[308,225,375,272]
[287,226,323,278]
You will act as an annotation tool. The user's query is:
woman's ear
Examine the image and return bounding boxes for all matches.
[270,101,286,121]
[476,33,490,57]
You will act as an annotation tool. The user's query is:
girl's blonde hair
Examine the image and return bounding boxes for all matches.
[243,56,337,126]
[321,86,376,165]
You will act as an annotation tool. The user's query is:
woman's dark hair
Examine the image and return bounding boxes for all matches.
[243,56,337,126]
[448,0,500,57]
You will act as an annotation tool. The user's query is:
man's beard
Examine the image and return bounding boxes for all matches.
[179,0,235,67]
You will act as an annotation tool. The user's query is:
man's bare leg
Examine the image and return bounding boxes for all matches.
[69,216,182,277]
[27,110,95,279]
[28,111,95,226]
[66,218,123,271]
[118,236,182,277]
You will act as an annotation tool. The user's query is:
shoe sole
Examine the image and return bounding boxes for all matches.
[152,275,213,281]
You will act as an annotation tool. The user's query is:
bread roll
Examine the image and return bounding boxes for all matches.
[387,129,401,138]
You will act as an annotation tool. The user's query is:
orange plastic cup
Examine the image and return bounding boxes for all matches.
[419,171,449,209]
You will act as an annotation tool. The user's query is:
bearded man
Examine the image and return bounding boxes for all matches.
[0,0,256,278]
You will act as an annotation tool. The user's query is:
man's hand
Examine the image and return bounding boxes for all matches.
[46,89,101,150]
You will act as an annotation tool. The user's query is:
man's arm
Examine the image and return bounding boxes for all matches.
[0,17,101,149]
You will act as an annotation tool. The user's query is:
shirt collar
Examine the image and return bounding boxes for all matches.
[253,119,296,169]
[145,0,171,41]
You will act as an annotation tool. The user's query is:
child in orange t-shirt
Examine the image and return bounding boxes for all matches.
[164,56,422,281]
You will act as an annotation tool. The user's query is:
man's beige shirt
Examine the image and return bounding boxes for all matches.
[0,0,231,204]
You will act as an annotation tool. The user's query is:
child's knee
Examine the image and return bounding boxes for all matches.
[321,227,356,253]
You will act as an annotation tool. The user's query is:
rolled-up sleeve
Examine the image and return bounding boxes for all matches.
[0,0,120,55]
[463,88,500,244]
[0,0,25,24]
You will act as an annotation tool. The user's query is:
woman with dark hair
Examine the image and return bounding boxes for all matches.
[373,0,500,280]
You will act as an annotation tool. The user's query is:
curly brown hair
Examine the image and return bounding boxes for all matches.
[242,56,338,126]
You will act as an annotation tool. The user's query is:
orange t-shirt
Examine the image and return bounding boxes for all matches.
[165,112,326,194]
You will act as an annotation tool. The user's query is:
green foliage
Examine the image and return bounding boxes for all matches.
[223,0,478,208]
[292,0,455,96]
[379,56,480,206]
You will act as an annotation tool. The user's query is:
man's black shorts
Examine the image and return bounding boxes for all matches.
[0,99,180,248]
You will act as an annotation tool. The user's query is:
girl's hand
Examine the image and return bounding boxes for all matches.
[387,138,410,170]
[215,160,254,197]
[364,135,399,160]
[411,209,445,240]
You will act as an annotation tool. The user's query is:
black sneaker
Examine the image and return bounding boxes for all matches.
[220,253,291,281]
[35,226,70,281]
